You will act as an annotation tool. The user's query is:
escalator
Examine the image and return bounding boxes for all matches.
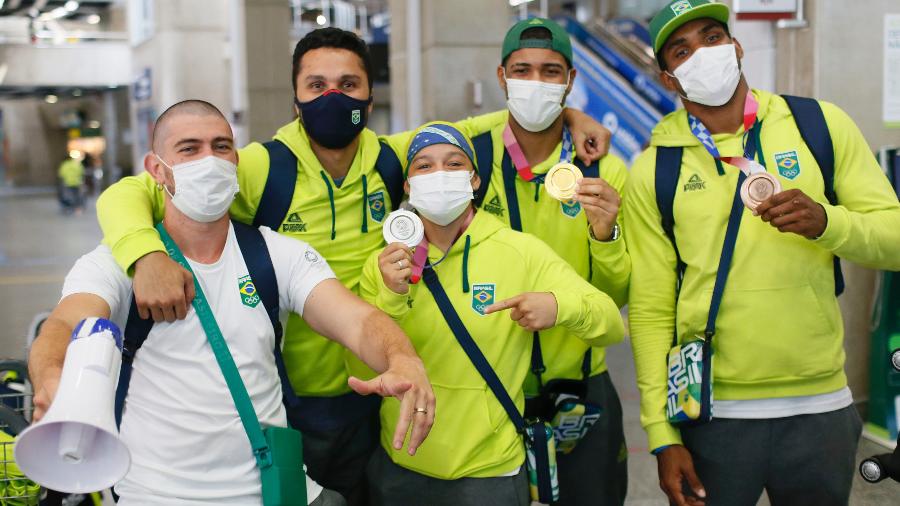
[555,16,680,162]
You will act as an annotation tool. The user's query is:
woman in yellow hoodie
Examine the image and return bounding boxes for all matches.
[353,122,625,505]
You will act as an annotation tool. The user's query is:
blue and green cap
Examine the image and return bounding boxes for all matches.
[649,0,730,55]
[502,17,573,66]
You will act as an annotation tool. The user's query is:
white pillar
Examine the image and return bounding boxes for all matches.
[405,0,423,128]
[228,0,250,148]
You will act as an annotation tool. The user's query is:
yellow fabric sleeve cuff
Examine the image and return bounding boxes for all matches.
[375,282,411,320]
[814,203,851,252]
[646,421,683,453]
[111,228,166,276]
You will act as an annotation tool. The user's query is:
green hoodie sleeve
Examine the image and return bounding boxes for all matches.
[813,103,900,270]
[379,110,509,164]
[520,232,625,348]
[622,147,684,452]
[588,154,631,308]
[359,249,411,320]
[96,144,270,273]
[95,172,166,274]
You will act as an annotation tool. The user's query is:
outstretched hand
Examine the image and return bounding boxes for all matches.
[348,356,435,456]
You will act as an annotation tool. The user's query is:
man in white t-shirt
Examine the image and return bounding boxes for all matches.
[28,100,435,506]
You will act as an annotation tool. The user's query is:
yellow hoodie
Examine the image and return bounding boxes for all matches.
[355,211,625,479]
[623,89,900,451]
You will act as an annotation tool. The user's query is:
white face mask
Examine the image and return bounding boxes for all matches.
[156,154,239,223]
[504,70,570,132]
[669,44,742,107]
[408,170,474,226]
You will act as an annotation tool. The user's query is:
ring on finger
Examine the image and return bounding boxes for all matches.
[414,407,428,415]
[397,259,404,269]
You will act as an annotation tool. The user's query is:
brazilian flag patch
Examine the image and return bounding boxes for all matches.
[238,275,260,308]
[368,191,386,222]
[775,150,801,180]
[561,199,582,218]
[471,283,495,316]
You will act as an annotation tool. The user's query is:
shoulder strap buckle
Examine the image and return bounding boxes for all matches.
[254,445,274,470]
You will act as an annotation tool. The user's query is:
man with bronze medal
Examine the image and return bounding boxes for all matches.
[624,1,900,506]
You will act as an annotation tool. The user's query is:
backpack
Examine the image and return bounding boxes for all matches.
[654,95,845,297]
[253,140,405,230]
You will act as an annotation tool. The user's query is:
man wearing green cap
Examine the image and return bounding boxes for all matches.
[625,1,900,505]
[470,17,631,505]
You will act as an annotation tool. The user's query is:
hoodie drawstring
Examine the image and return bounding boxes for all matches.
[361,174,369,234]
[320,171,337,240]
[753,121,767,169]
[461,235,471,293]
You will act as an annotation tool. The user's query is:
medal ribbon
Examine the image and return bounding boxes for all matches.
[688,92,763,175]
[502,123,573,182]
[409,207,475,284]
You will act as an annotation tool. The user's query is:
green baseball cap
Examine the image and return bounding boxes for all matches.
[502,17,573,66]
[649,0,730,55]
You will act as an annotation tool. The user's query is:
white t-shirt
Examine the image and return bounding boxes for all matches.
[714,387,853,419]
[61,224,335,506]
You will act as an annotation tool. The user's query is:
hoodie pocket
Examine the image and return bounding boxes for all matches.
[387,383,515,479]
[712,284,843,385]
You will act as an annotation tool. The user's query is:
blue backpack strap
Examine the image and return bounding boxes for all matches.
[530,332,546,388]
[655,146,686,287]
[781,95,844,296]
[472,132,494,208]
[254,140,298,230]
[231,220,299,408]
[375,140,405,211]
[115,296,154,429]
[574,158,600,179]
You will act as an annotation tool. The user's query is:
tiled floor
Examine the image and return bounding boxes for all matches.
[2,193,899,505]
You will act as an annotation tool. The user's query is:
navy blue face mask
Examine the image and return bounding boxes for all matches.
[296,90,372,149]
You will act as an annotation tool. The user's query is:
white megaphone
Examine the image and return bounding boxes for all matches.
[15,317,131,493]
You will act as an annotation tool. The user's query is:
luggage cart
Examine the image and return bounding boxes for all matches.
[0,359,41,504]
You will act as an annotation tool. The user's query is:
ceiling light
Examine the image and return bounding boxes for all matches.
[316,14,326,25]
[72,89,83,97]
[65,1,79,12]
[86,13,100,24]
[45,94,59,104]
[88,120,101,129]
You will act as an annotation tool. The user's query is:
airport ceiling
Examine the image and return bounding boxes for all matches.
[0,0,113,19]
[0,85,122,100]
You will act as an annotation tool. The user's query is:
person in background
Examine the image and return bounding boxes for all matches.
[58,151,85,214]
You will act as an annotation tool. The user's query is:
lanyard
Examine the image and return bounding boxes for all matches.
[502,123,573,183]
[501,125,574,232]
[156,223,273,470]
[688,92,763,175]
[410,208,475,283]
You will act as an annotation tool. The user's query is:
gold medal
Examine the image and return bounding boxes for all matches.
[544,162,583,201]
[740,172,781,211]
